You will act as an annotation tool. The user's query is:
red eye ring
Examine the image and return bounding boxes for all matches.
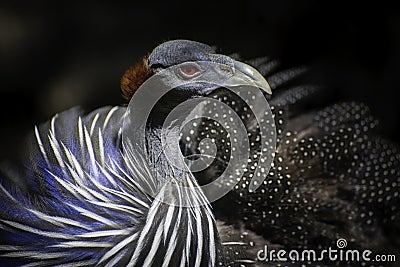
[180,65,197,76]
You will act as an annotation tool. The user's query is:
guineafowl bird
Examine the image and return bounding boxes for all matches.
[0,40,399,267]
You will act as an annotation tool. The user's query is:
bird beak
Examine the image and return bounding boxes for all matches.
[228,60,272,94]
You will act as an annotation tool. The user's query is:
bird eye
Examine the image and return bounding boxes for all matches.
[179,63,199,77]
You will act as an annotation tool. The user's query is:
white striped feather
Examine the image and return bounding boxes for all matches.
[0,220,75,240]
[128,196,163,265]
[98,128,105,167]
[194,206,203,267]
[50,114,58,137]
[104,247,130,267]
[88,200,143,216]
[0,251,70,259]
[34,126,51,169]
[97,232,138,264]
[48,131,67,176]
[0,183,17,203]
[66,204,117,228]
[98,162,119,188]
[89,113,99,136]
[49,172,95,202]
[116,128,122,150]
[102,106,119,130]
[142,222,164,266]
[77,116,84,160]
[83,126,98,176]
[163,204,175,243]
[27,209,93,231]
[50,241,113,248]
[206,211,216,267]
[186,209,192,265]
[77,228,132,238]
[1,106,220,267]
[161,203,181,267]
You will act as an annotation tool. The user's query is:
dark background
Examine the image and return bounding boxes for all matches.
[1,1,400,162]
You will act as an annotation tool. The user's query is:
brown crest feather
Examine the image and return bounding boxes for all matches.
[120,56,154,102]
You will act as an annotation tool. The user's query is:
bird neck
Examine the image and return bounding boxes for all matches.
[129,125,220,266]
[146,89,198,128]
[145,127,185,182]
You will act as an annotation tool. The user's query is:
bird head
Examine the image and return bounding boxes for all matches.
[121,39,271,102]
[121,40,276,201]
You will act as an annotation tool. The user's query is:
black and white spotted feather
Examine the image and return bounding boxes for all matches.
[0,52,399,267]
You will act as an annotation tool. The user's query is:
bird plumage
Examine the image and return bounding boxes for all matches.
[0,105,220,266]
[0,40,399,267]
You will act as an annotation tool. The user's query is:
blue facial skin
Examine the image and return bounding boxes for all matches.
[147,40,234,94]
